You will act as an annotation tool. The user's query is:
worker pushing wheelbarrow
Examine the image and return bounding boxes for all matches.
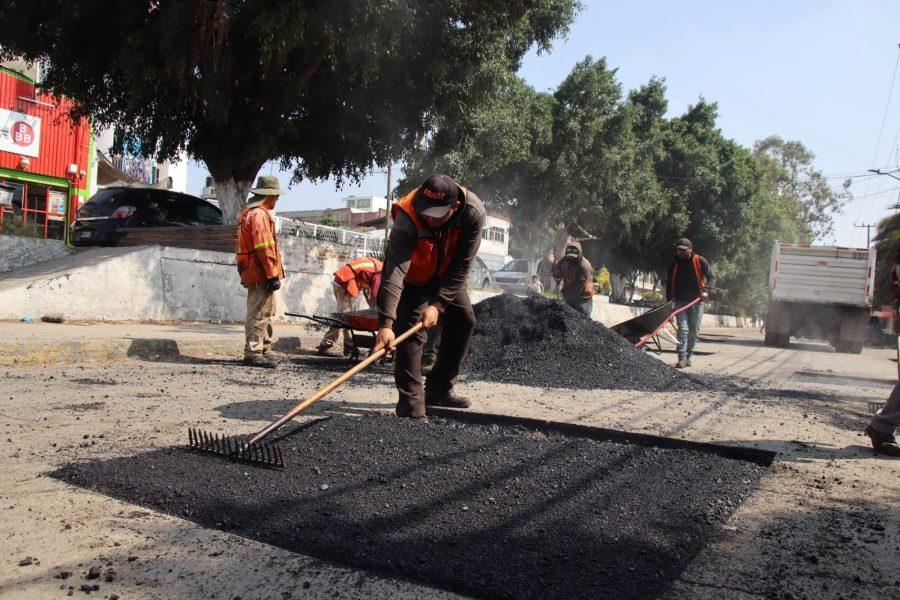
[287,308,381,361]
[613,237,712,369]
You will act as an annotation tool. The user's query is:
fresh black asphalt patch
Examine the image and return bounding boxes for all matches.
[53,414,763,599]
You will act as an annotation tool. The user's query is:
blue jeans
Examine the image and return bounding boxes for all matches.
[674,299,703,360]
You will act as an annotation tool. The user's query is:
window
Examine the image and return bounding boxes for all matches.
[500,259,528,272]
[0,180,68,239]
[482,226,506,243]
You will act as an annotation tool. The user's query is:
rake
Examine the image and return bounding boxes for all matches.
[187,322,424,469]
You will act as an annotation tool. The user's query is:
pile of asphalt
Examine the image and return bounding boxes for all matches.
[465,294,702,391]
[54,413,762,599]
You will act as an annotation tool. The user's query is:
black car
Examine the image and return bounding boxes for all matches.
[71,187,222,246]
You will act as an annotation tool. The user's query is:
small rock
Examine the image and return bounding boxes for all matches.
[319,484,329,491]
[18,556,35,567]
[86,565,101,579]
[57,571,72,579]
[79,583,93,593]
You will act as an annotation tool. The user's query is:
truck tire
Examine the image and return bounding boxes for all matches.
[764,332,789,348]
[834,340,864,354]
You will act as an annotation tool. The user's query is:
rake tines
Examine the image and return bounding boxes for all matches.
[187,428,286,469]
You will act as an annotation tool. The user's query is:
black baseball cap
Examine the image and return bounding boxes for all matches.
[675,237,693,249]
[413,174,460,218]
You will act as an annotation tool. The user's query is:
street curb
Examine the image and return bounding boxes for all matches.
[0,336,305,365]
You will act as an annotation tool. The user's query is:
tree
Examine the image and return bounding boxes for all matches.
[873,210,900,308]
[0,0,577,223]
[399,73,559,262]
[753,136,850,241]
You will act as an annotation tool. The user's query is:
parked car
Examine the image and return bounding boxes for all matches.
[71,187,222,246]
[467,255,492,290]
[491,259,539,294]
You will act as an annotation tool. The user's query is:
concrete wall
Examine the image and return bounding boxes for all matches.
[0,235,361,322]
[0,234,71,274]
[0,237,750,327]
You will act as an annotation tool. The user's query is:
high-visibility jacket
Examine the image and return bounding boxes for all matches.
[236,206,284,286]
[333,257,383,305]
[667,254,707,301]
[391,187,467,286]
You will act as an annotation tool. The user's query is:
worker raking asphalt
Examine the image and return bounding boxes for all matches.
[53,413,762,599]
[464,294,704,391]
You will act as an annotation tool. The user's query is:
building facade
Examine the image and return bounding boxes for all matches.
[0,65,92,241]
[479,213,511,272]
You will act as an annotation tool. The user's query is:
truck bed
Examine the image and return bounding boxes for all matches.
[769,243,874,307]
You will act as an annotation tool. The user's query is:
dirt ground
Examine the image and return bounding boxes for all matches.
[0,324,898,599]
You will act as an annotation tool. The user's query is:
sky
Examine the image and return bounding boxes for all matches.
[186,0,900,248]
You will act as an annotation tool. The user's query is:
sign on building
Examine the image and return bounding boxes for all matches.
[0,108,41,157]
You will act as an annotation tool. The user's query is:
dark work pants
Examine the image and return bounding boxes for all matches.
[393,285,476,418]
[422,324,443,363]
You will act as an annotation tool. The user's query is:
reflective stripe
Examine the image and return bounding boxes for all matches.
[253,240,275,249]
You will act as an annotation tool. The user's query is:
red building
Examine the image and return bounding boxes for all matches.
[0,65,92,241]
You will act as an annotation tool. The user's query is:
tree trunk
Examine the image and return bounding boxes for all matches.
[204,159,264,225]
[610,272,626,303]
[213,175,253,225]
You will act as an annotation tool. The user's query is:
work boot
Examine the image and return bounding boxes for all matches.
[675,358,686,369]
[316,344,341,358]
[242,354,277,369]
[425,389,471,409]
[865,425,900,457]
[342,344,357,357]
[263,349,287,362]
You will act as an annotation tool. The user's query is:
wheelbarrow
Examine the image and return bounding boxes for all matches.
[285,308,380,360]
[611,297,701,353]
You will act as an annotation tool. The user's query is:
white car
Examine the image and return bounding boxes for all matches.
[491,259,538,294]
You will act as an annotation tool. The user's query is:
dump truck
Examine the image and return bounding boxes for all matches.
[764,242,876,353]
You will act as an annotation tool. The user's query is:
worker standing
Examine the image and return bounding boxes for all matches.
[373,174,485,419]
[236,175,285,369]
[537,251,556,294]
[552,242,594,315]
[665,238,713,369]
[317,257,383,357]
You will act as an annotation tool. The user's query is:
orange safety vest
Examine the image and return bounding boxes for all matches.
[236,206,284,286]
[391,187,467,286]
[333,257,383,299]
[669,254,706,299]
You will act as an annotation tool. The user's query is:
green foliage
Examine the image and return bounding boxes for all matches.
[0,0,577,223]
[873,211,900,307]
[318,212,343,228]
[403,54,846,314]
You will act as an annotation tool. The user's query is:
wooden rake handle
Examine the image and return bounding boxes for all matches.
[248,322,424,445]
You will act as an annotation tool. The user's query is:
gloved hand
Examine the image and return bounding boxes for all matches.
[264,277,281,292]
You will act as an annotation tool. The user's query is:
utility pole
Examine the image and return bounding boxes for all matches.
[854,223,874,247]
[867,168,900,182]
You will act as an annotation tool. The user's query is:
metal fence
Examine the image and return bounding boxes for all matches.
[278,217,384,258]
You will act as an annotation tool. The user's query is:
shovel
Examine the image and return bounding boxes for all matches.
[187,322,423,469]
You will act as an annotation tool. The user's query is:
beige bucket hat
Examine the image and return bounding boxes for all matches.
[246,175,285,207]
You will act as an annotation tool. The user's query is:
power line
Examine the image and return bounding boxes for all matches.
[854,44,900,241]
[872,47,900,171]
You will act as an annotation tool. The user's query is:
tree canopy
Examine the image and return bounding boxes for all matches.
[402,55,849,314]
[0,0,577,222]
